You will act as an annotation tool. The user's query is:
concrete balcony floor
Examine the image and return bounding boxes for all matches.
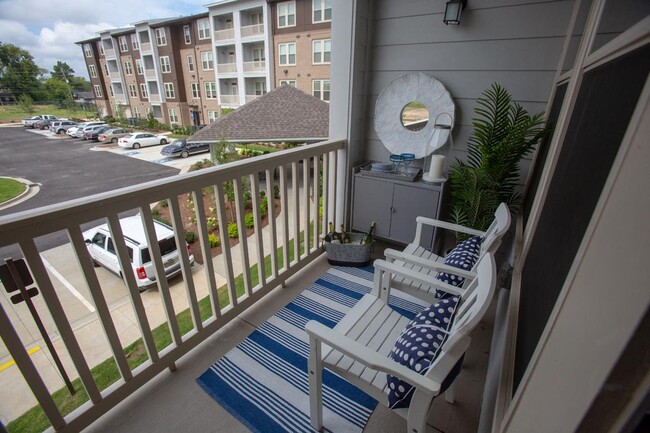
[84,242,494,433]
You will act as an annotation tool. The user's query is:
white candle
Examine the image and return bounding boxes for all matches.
[428,155,445,179]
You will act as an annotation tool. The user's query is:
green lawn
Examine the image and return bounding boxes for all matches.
[0,178,26,204]
[0,105,93,123]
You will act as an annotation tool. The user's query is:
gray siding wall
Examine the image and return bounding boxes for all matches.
[356,0,574,185]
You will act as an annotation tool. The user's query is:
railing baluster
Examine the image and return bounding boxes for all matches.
[68,227,133,382]
[292,161,300,261]
[233,177,252,298]
[140,207,182,347]
[322,152,330,239]
[20,239,103,404]
[0,301,65,430]
[107,214,159,363]
[192,188,221,319]
[265,168,279,279]
[279,164,290,272]
[250,174,266,289]
[214,182,237,308]
[331,150,338,226]
[168,196,202,333]
[303,158,310,255]
[312,155,320,252]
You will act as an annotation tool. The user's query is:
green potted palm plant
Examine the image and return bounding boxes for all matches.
[448,83,547,239]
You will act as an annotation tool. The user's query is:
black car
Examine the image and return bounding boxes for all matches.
[160,139,210,158]
[84,125,111,141]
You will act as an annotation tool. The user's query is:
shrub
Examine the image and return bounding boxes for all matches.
[244,213,255,229]
[273,184,280,199]
[159,199,168,208]
[228,222,238,238]
[153,215,171,226]
[208,234,220,248]
[260,196,268,218]
[185,230,197,244]
[207,216,219,231]
[152,208,160,217]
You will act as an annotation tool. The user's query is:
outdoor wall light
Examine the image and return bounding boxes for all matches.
[443,0,467,25]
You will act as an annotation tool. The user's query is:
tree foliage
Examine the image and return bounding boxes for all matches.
[50,61,75,83]
[0,42,43,99]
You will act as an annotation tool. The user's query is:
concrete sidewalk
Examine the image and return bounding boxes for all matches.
[0,181,308,424]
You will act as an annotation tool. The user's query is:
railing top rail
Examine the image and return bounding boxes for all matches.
[0,139,345,247]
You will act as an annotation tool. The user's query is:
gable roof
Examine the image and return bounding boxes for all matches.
[188,85,330,143]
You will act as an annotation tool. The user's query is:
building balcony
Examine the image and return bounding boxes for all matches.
[144,69,157,79]
[113,95,127,105]
[219,94,239,105]
[109,72,121,82]
[244,94,261,104]
[243,60,265,73]
[149,93,161,103]
[240,24,264,38]
[104,48,116,59]
[217,63,237,74]
[214,28,234,41]
[140,42,152,53]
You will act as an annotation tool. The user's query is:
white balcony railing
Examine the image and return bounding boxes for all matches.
[140,42,152,53]
[245,95,261,104]
[220,94,239,105]
[240,24,264,38]
[0,140,344,433]
[149,93,161,103]
[109,72,121,82]
[145,69,157,79]
[217,63,237,73]
[243,61,265,72]
[214,28,234,41]
[104,48,116,59]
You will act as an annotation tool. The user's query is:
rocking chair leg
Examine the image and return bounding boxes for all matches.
[308,335,324,430]
[445,382,456,404]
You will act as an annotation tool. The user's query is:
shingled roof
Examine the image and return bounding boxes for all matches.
[188,85,329,143]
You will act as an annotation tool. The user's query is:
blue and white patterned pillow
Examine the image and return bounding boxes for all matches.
[386,295,460,409]
[435,236,482,298]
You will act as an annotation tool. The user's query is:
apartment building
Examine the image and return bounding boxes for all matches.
[78,37,111,117]
[269,0,331,101]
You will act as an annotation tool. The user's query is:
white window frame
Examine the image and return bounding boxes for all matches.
[187,55,195,72]
[208,111,218,123]
[201,51,214,70]
[169,108,178,123]
[109,85,114,97]
[183,25,191,44]
[84,44,92,57]
[119,36,128,52]
[145,106,151,116]
[279,80,296,87]
[128,84,137,98]
[140,83,149,99]
[164,82,175,99]
[104,63,110,76]
[160,56,171,73]
[204,82,217,99]
[191,83,200,98]
[135,59,144,75]
[278,42,296,66]
[253,47,265,62]
[254,81,266,96]
[131,34,139,50]
[312,0,332,23]
[123,61,133,75]
[277,1,296,28]
[155,28,167,46]
[198,18,211,40]
[89,64,97,78]
[133,106,141,118]
[312,39,331,64]
[312,79,330,102]
[94,85,102,98]
[97,42,104,56]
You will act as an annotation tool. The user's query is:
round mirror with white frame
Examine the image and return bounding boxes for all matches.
[374,73,455,159]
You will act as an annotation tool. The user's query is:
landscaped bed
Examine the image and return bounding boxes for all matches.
[0,178,26,204]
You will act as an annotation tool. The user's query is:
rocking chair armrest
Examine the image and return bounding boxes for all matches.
[415,216,487,238]
[373,259,466,297]
[305,320,441,396]
[383,250,477,280]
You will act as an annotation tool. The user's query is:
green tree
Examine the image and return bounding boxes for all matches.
[0,43,42,99]
[70,76,91,92]
[50,61,75,83]
[17,94,34,115]
[43,78,72,103]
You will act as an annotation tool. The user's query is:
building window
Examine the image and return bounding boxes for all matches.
[279,80,296,87]
[155,28,167,46]
[84,44,92,57]
[312,0,332,23]
[97,42,104,56]
[183,25,191,44]
[312,80,330,102]
[89,64,97,78]
[127,84,136,98]
[169,108,178,123]
[278,1,296,28]
[278,42,296,66]
[135,59,143,75]
[133,106,141,118]
[254,81,266,96]
[204,82,217,99]
[208,111,218,123]
[123,61,133,75]
[109,85,114,97]
[187,55,195,72]
[251,12,263,25]
[131,34,139,50]
[191,83,200,98]
[104,63,110,76]
[160,56,171,73]
[201,51,214,70]
[253,47,265,62]
[312,39,331,64]
[164,83,175,99]
[145,106,151,116]
[94,85,102,97]
[119,36,128,52]
[198,18,211,40]
[140,83,149,99]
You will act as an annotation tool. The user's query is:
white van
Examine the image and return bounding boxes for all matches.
[83,215,194,291]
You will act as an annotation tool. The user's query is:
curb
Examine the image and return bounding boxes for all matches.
[0,177,41,211]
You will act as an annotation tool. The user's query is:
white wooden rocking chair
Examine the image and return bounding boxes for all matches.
[305,253,497,433]
[383,202,510,303]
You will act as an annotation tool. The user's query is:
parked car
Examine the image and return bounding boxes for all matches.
[22,115,60,128]
[51,120,78,134]
[82,215,194,291]
[98,128,132,143]
[84,125,112,141]
[67,121,105,137]
[35,119,54,130]
[74,123,106,139]
[118,132,169,149]
[160,139,210,158]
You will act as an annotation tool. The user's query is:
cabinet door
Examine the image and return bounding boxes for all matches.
[352,176,393,237]
[390,184,440,247]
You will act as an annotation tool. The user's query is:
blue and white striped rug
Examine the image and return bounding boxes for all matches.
[197,265,429,433]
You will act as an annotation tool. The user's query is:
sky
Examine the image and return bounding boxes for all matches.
[0,0,209,80]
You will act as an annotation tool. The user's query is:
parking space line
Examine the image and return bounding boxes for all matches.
[0,346,41,372]
[41,256,96,313]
